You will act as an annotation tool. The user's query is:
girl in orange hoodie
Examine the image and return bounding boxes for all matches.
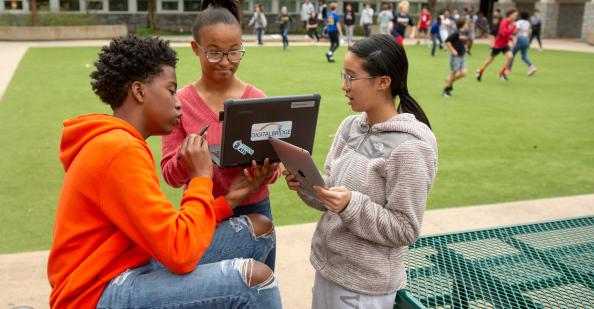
[47,35,282,308]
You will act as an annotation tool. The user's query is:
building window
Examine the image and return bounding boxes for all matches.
[4,0,23,10]
[279,0,297,13]
[137,0,147,11]
[35,0,50,10]
[109,0,128,11]
[60,0,80,11]
[183,0,200,11]
[253,0,271,13]
[87,0,104,10]
[243,0,249,13]
[161,0,178,10]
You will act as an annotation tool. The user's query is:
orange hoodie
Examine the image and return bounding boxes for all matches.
[48,114,233,308]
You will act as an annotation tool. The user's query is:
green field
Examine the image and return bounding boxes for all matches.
[0,43,593,254]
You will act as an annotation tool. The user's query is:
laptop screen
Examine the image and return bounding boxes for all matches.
[219,94,321,168]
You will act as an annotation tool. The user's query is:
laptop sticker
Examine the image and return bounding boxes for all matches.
[233,140,255,156]
[250,121,293,141]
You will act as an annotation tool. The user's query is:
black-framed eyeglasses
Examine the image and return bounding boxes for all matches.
[195,43,246,63]
[341,71,380,90]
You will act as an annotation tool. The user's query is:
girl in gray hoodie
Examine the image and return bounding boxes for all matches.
[284,34,438,308]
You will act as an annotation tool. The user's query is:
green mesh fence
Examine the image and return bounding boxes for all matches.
[395,216,594,309]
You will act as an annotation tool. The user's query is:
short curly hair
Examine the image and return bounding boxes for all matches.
[90,35,178,109]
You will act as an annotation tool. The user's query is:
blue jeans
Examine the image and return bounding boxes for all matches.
[510,36,533,69]
[233,197,276,270]
[256,28,264,45]
[281,26,289,48]
[431,33,442,57]
[97,216,281,308]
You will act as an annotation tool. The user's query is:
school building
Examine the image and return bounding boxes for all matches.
[0,0,592,40]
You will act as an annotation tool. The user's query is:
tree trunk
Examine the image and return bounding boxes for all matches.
[148,0,157,29]
[30,0,38,26]
[427,0,437,16]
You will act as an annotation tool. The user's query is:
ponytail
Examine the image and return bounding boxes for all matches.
[398,90,431,129]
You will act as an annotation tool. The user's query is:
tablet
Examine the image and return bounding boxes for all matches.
[269,137,326,193]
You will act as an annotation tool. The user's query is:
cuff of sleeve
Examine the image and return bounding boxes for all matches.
[339,191,363,222]
[186,176,214,195]
[213,196,234,222]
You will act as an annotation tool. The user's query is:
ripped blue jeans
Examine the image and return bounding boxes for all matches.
[96,216,281,308]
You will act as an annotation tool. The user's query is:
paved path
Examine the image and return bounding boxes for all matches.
[1,37,593,308]
[2,194,592,309]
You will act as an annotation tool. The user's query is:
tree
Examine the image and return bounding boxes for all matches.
[148,0,157,29]
[30,0,38,26]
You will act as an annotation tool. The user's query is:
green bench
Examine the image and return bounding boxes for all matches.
[395,216,594,308]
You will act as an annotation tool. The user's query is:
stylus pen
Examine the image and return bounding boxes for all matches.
[177,125,209,160]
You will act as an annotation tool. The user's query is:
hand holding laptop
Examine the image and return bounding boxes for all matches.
[225,158,280,208]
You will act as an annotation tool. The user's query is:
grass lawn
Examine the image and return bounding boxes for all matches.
[0,43,593,254]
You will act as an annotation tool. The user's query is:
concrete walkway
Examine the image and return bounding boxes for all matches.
[2,194,593,309]
[1,37,593,308]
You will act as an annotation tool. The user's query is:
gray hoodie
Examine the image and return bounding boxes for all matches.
[298,112,438,295]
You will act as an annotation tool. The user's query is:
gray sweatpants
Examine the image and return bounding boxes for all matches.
[312,271,397,309]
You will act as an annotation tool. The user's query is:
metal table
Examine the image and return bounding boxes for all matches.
[395,216,594,308]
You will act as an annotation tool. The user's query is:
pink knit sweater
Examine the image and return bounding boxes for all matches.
[161,84,280,206]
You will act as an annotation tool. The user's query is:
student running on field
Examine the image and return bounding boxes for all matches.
[509,11,537,76]
[391,0,416,46]
[443,18,469,97]
[476,9,519,81]
[325,2,343,63]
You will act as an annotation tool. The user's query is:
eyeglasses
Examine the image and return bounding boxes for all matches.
[195,43,245,63]
[341,71,380,90]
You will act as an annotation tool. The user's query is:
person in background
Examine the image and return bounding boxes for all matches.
[391,0,415,46]
[325,2,343,62]
[451,8,460,21]
[344,3,356,46]
[417,6,432,46]
[360,2,374,37]
[440,9,453,43]
[306,10,321,43]
[430,16,443,56]
[443,18,469,97]
[475,11,490,38]
[301,0,315,28]
[277,5,292,50]
[249,4,267,45]
[509,11,537,75]
[529,9,543,51]
[463,6,477,55]
[377,3,393,35]
[476,9,518,81]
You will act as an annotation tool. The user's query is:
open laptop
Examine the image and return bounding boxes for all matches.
[210,94,321,168]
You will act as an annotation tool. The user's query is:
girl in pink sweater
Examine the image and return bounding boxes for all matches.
[161,0,281,269]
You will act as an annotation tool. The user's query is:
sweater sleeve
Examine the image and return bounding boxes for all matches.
[101,147,217,274]
[161,121,190,188]
[338,140,437,247]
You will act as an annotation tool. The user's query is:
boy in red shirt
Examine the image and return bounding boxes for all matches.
[476,9,518,81]
[417,7,432,46]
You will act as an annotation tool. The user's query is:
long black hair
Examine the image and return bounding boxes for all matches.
[349,34,431,129]
[192,0,241,43]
